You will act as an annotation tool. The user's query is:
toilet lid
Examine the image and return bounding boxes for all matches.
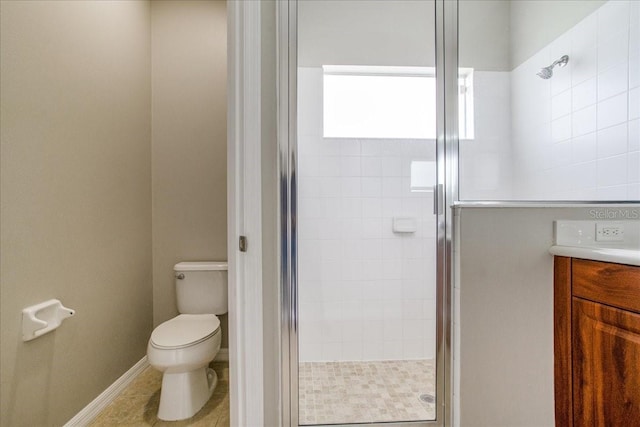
[151,314,220,349]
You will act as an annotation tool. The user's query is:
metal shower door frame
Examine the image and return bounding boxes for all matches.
[278,0,459,425]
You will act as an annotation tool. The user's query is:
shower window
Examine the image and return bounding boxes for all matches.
[323,66,437,139]
[323,66,475,141]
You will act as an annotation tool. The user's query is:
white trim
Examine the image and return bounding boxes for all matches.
[215,348,229,362]
[63,356,149,427]
[228,1,264,426]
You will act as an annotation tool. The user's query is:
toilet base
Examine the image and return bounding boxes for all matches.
[157,367,218,421]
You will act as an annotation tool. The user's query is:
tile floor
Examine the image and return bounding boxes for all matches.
[299,359,436,425]
[90,361,229,427]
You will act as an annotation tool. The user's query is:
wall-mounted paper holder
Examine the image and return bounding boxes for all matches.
[22,299,75,342]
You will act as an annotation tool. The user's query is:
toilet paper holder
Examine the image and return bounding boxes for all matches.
[22,299,75,342]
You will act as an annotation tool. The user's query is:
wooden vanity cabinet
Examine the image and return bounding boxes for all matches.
[554,257,640,427]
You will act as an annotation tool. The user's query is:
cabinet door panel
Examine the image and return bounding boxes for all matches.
[572,298,640,427]
[573,259,640,314]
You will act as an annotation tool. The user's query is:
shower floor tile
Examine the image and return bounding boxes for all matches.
[298,359,435,425]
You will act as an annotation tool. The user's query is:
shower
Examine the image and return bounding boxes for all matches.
[537,54,569,79]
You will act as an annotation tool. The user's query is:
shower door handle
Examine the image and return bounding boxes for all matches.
[433,184,443,215]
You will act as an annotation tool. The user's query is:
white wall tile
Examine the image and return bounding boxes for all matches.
[322,342,342,361]
[630,119,640,151]
[362,341,385,360]
[572,77,596,110]
[629,55,639,89]
[572,105,597,137]
[342,341,363,361]
[361,198,382,218]
[551,141,572,167]
[340,139,361,156]
[361,177,382,197]
[361,157,382,176]
[631,87,640,120]
[597,31,629,73]
[597,123,628,159]
[598,154,628,187]
[510,2,637,201]
[571,132,597,163]
[551,89,572,119]
[381,157,402,177]
[572,10,598,52]
[629,151,640,183]
[361,218,382,239]
[552,115,572,142]
[571,44,597,86]
[341,177,361,198]
[383,342,404,360]
[340,156,361,177]
[597,0,630,41]
[596,184,628,200]
[382,177,403,197]
[597,93,628,129]
[569,161,597,190]
[342,198,362,218]
[382,239,403,259]
[597,62,628,101]
[403,340,426,359]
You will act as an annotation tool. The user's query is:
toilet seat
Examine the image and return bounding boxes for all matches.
[151,314,220,350]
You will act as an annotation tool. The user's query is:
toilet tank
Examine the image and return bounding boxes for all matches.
[174,261,228,315]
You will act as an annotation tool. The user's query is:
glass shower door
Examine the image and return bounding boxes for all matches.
[295,1,439,424]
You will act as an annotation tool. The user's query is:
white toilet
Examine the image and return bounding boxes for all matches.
[147,261,228,421]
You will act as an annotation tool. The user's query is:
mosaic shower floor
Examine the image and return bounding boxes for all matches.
[299,359,436,425]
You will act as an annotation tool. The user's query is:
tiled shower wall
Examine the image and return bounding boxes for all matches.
[458,71,513,200]
[297,67,437,362]
[511,0,640,200]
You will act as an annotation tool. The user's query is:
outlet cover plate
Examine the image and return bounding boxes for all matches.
[596,222,625,242]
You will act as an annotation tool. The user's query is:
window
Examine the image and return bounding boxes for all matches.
[322,65,474,139]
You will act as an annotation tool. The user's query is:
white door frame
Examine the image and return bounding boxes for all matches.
[227,0,264,425]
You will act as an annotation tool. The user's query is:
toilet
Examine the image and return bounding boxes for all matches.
[147,261,228,421]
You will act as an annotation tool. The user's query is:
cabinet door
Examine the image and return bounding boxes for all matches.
[573,298,640,427]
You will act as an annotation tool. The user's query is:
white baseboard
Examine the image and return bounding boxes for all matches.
[215,348,229,361]
[64,356,149,427]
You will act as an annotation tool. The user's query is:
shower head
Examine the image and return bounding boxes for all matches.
[537,55,569,79]
[537,66,553,79]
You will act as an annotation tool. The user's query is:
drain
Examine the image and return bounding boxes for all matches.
[419,393,435,404]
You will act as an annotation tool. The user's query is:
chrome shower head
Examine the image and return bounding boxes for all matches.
[537,66,553,79]
[537,55,569,79]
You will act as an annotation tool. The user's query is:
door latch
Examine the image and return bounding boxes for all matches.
[239,235,248,252]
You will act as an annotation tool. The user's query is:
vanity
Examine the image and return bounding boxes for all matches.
[550,220,640,427]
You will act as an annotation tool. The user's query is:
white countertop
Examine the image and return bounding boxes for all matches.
[549,245,640,267]
[550,220,640,266]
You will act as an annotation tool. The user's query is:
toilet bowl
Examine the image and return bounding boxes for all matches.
[147,262,228,421]
[147,314,221,421]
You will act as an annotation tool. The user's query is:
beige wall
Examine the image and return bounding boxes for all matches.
[298,0,435,67]
[151,0,228,348]
[510,0,605,69]
[0,1,152,425]
[299,0,511,71]
[456,207,622,426]
[260,1,281,425]
[459,0,511,71]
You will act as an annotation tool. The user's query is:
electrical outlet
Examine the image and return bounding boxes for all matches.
[596,223,625,242]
